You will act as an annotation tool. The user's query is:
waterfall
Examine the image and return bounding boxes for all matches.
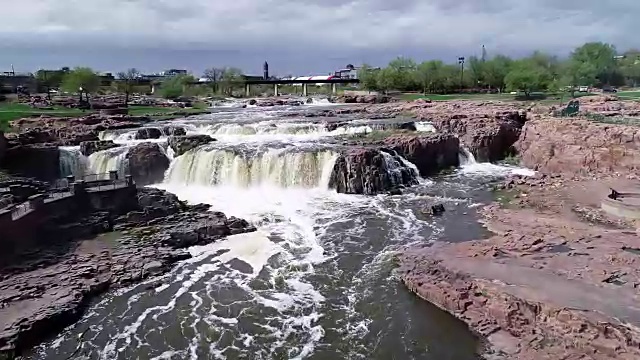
[59,146,88,178]
[87,147,130,178]
[380,151,420,186]
[165,148,338,188]
[459,147,477,165]
[206,123,328,136]
[415,122,437,133]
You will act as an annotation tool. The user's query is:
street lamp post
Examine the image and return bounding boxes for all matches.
[458,57,465,93]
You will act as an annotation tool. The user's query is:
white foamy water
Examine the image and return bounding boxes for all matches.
[86,147,130,177]
[459,147,535,177]
[59,146,88,178]
[35,109,502,360]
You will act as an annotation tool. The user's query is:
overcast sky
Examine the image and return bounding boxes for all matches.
[0,0,637,76]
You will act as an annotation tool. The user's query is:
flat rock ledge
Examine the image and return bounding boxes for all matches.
[398,247,640,360]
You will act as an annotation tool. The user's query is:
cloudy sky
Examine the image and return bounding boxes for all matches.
[0,0,637,76]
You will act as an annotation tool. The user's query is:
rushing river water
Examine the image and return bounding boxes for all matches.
[36,100,531,359]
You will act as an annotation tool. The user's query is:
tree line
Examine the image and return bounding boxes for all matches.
[359,42,640,96]
[33,66,247,100]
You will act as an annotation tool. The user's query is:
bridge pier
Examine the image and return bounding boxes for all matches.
[302,83,308,97]
[331,83,337,95]
[244,83,251,97]
[274,84,280,97]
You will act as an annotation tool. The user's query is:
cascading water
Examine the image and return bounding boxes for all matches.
[34,105,522,360]
[58,146,88,178]
[459,146,477,165]
[165,148,338,188]
[86,147,130,178]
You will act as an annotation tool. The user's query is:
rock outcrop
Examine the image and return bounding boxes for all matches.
[79,140,119,156]
[0,144,60,180]
[162,125,187,136]
[329,148,418,195]
[168,135,215,156]
[431,111,525,162]
[125,143,170,186]
[382,134,460,176]
[134,127,163,140]
[515,118,640,176]
[336,94,392,104]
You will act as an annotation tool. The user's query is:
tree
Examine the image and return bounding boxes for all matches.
[203,67,225,94]
[358,64,380,91]
[417,60,446,93]
[35,69,66,98]
[60,67,101,99]
[504,59,552,97]
[568,42,618,87]
[159,74,196,99]
[219,67,243,96]
[116,68,141,106]
[467,56,485,88]
[483,55,512,92]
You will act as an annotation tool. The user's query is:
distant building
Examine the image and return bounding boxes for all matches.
[334,64,359,80]
[161,69,188,77]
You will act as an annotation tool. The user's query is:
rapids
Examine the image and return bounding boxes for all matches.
[40,100,531,359]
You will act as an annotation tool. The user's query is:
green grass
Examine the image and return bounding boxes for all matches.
[398,93,514,101]
[616,91,640,100]
[0,101,211,125]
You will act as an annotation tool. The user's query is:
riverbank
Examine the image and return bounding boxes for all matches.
[0,186,255,357]
[397,97,640,359]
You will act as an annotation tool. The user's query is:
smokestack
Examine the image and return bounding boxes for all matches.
[263,61,269,80]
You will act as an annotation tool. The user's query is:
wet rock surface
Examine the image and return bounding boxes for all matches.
[168,134,216,156]
[329,148,418,195]
[0,144,60,181]
[125,143,170,186]
[382,133,460,176]
[79,140,119,156]
[0,187,255,357]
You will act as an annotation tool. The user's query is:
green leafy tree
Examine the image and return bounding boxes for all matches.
[483,55,512,92]
[505,59,552,97]
[568,42,618,87]
[417,60,443,94]
[358,64,380,91]
[219,67,243,96]
[61,67,101,98]
[467,56,485,88]
[35,69,66,98]
[116,68,141,106]
[159,74,196,99]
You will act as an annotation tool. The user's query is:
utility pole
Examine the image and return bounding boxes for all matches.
[458,57,465,93]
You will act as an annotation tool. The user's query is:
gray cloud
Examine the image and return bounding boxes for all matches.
[0,0,638,73]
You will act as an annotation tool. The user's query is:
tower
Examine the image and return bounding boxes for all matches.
[481,45,487,62]
[263,61,269,80]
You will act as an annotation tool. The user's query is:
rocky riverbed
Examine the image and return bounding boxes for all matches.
[397,98,640,359]
[2,94,640,358]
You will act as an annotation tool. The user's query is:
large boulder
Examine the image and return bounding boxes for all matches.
[79,140,119,156]
[0,144,60,180]
[383,134,460,176]
[329,148,419,195]
[162,125,187,137]
[336,94,391,104]
[125,143,170,186]
[168,135,215,156]
[134,127,163,140]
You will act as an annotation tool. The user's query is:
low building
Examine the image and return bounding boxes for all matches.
[0,74,37,94]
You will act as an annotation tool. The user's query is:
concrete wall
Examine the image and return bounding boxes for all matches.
[0,183,137,262]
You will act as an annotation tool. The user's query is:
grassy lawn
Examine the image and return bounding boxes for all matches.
[616,91,640,100]
[0,101,211,124]
[398,92,601,103]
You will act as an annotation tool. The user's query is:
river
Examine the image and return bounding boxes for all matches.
[33,99,529,359]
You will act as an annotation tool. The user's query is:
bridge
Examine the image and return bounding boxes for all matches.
[242,78,359,97]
